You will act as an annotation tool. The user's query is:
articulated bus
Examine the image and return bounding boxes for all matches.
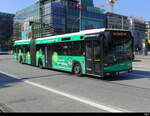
[13,28,134,78]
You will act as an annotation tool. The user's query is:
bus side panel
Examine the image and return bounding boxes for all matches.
[51,55,86,74]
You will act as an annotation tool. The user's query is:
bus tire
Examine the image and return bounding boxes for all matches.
[73,63,82,77]
[38,59,43,69]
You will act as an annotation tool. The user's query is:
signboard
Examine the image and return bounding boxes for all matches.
[21,22,32,40]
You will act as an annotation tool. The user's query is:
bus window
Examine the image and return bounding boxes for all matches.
[57,43,69,56]
[68,42,72,56]
[36,45,45,55]
[72,41,84,56]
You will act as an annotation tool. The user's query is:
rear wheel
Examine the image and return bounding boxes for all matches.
[73,63,82,77]
[19,56,23,64]
[38,59,43,69]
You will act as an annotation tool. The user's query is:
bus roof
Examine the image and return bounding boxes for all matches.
[36,28,106,41]
[14,28,130,45]
[14,40,30,46]
[36,28,129,41]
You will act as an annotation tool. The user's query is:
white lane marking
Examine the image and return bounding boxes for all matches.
[0,71,129,112]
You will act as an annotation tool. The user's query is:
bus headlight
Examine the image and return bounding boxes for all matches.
[104,64,108,66]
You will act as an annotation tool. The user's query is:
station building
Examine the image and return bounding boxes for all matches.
[106,12,130,30]
[14,0,106,40]
[146,21,150,51]
[128,16,147,52]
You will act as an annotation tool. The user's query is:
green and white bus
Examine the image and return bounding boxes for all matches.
[13,28,134,78]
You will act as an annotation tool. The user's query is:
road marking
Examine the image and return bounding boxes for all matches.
[0,71,129,113]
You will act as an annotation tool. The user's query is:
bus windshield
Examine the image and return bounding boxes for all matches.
[112,33,132,56]
[104,31,133,65]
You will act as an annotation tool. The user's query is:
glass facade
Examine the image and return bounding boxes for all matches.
[129,17,146,51]
[106,13,130,30]
[42,1,65,34]
[14,3,40,40]
[77,0,94,7]
[14,0,106,40]
[0,12,14,46]
[66,0,106,33]
[82,19,103,30]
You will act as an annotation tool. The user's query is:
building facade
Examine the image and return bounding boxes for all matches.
[146,21,150,51]
[129,16,147,52]
[14,0,106,40]
[14,3,41,40]
[106,12,130,30]
[146,22,150,41]
[0,12,14,50]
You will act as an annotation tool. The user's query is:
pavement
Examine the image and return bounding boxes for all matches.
[0,55,150,112]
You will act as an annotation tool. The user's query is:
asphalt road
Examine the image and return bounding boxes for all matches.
[0,55,150,112]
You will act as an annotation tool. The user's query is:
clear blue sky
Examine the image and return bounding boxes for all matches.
[0,0,149,21]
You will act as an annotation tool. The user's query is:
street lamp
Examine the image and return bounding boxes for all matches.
[79,3,82,31]
[71,17,80,33]
[71,2,82,33]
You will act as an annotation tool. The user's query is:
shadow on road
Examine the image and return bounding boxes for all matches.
[104,70,150,81]
[0,73,22,89]
[133,60,142,62]
[22,73,68,80]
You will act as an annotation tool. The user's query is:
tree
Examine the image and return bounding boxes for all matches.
[7,36,15,50]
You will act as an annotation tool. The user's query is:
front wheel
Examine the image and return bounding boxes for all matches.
[73,63,82,77]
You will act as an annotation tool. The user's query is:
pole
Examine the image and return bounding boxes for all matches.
[148,24,150,41]
[79,3,82,31]
[122,16,124,29]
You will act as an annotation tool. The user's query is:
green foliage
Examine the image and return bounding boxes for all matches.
[7,36,15,48]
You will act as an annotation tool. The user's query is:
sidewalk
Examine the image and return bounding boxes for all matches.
[133,55,150,70]
[135,55,150,60]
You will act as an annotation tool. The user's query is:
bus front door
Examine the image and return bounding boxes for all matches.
[85,38,102,76]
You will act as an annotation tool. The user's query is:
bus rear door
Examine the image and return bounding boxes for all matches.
[30,40,36,66]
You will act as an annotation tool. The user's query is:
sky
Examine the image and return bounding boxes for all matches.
[0,0,149,21]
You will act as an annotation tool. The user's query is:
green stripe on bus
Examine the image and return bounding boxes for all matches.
[104,61,132,71]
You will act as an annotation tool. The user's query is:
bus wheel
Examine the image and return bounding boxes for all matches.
[38,60,43,69]
[111,72,116,78]
[73,63,82,77]
[128,70,133,73]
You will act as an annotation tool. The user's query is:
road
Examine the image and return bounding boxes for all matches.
[0,55,150,112]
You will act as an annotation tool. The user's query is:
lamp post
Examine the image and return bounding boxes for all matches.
[71,17,80,33]
[148,24,150,41]
[79,3,82,31]
[71,2,82,33]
